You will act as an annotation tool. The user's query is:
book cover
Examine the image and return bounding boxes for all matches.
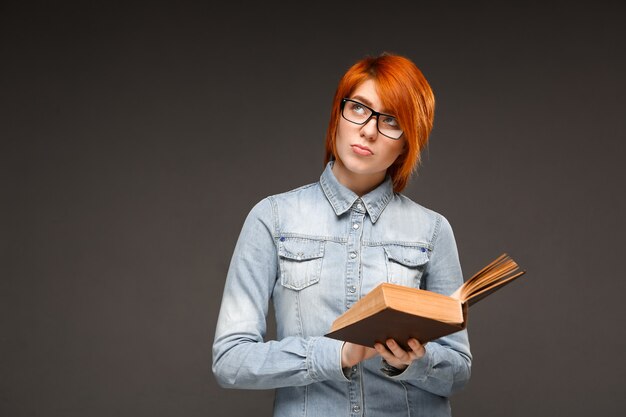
[325,253,525,348]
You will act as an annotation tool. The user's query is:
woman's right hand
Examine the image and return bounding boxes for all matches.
[341,342,378,367]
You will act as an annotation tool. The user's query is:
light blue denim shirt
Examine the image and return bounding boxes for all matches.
[212,161,472,417]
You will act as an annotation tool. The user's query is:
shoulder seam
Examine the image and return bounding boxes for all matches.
[278,181,318,196]
[429,212,443,249]
[265,196,279,239]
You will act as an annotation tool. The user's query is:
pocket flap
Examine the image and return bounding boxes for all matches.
[278,238,325,261]
[383,244,429,267]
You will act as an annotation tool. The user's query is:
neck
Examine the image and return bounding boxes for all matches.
[331,159,386,197]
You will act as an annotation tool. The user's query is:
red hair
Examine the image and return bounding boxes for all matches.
[324,53,435,193]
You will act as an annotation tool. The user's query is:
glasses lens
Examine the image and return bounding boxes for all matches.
[378,115,402,139]
[342,100,371,124]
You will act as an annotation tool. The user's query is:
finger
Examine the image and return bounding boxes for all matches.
[374,342,396,362]
[407,338,421,350]
[374,343,388,354]
[385,339,410,359]
[364,346,380,360]
[407,338,426,358]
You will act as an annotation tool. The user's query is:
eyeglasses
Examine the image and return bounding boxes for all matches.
[340,98,403,140]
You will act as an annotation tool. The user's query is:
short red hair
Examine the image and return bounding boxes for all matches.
[324,53,435,193]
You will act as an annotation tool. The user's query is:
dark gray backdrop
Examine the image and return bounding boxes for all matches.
[2,1,625,416]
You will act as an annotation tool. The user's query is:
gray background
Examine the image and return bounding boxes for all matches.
[2,1,625,416]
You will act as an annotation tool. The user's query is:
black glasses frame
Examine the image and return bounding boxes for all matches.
[340,98,403,140]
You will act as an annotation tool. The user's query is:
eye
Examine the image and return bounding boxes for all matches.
[349,102,366,115]
[381,116,399,128]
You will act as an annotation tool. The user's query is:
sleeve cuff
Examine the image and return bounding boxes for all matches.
[307,337,350,382]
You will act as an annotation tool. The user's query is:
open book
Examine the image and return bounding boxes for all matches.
[325,253,526,349]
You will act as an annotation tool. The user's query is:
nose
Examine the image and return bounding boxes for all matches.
[360,116,379,140]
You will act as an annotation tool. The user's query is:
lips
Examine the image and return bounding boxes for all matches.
[351,144,373,156]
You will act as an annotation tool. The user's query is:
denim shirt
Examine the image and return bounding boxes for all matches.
[212,162,472,417]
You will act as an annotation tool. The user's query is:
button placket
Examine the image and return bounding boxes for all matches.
[345,209,364,310]
[346,204,365,416]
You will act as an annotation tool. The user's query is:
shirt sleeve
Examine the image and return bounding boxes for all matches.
[383,214,472,397]
[212,197,349,389]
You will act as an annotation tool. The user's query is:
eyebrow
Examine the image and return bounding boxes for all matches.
[351,95,393,115]
[351,95,373,107]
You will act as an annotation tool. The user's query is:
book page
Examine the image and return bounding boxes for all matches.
[450,254,525,303]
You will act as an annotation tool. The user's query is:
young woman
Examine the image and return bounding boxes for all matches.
[212,53,471,417]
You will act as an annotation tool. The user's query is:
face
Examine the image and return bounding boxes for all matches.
[333,79,405,191]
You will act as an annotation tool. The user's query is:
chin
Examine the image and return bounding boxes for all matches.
[340,156,384,177]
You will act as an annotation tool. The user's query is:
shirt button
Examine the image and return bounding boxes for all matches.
[352,366,357,372]
[352,223,359,229]
[357,203,363,210]
[352,405,361,413]
[349,252,357,259]
[348,285,356,293]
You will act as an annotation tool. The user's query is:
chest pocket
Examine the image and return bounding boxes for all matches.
[278,237,325,290]
[383,244,429,288]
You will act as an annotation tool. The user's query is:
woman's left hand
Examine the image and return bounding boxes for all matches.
[374,338,426,371]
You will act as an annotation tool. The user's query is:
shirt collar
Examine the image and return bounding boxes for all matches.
[319,161,394,223]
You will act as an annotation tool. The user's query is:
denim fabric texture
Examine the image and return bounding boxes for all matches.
[212,161,472,417]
